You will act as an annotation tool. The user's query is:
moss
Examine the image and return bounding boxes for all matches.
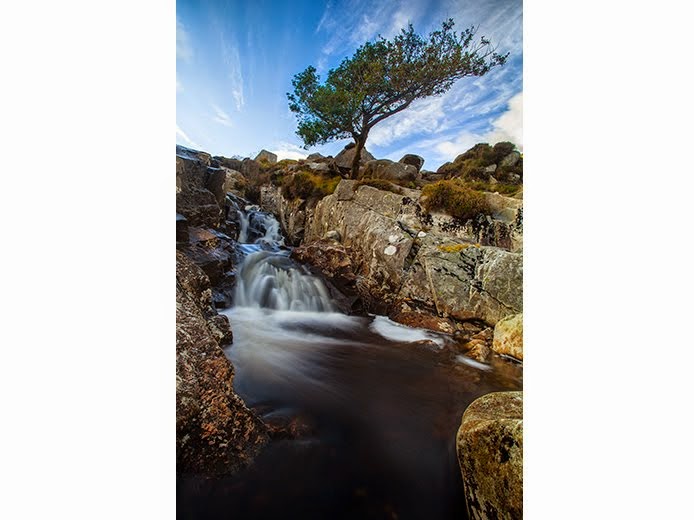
[421,179,491,221]
[437,243,480,253]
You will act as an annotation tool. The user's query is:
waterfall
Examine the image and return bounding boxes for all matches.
[232,204,333,312]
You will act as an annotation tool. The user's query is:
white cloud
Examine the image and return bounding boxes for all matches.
[211,104,233,127]
[176,18,193,63]
[222,42,244,111]
[176,77,183,92]
[176,124,201,149]
[271,142,308,161]
[434,92,523,161]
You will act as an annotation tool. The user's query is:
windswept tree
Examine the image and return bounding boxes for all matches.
[287,19,509,179]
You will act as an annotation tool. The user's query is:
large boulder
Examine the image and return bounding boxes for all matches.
[254,149,278,164]
[399,154,425,172]
[456,391,523,520]
[334,142,375,172]
[176,251,268,475]
[222,167,246,195]
[240,158,261,179]
[492,313,523,361]
[362,159,417,182]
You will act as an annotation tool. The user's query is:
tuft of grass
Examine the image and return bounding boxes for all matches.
[281,171,341,200]
[421,179,491,221]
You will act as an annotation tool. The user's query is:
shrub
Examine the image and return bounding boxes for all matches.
[421,179,491,221]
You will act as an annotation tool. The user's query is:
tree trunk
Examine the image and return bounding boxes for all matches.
[350,134,367,179]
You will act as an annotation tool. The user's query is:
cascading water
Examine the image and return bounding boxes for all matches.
[180,200,523,520]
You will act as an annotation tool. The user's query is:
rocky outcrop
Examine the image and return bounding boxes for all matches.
[304,180,522,323]
[176,145,223,228]
[334,142,375,172]
[254,149,278,164]
[492,313,523,361]
[176,251,268,475]
[361,159,417,182]
[456,391,523,520]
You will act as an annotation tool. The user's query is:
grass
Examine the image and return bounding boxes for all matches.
[281,171,341,201]
[421,179,491,221]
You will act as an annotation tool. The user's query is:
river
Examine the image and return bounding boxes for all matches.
[177,204,522,520]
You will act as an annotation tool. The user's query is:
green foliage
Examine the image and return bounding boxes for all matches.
[465,180,521,196]
[281,171,341,201]
[287,19,508,177]
[421,179,491,221]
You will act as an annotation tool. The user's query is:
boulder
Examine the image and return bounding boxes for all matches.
[240,158,261,179]
[306,162,331,173]
[213,156,244,171]
[176,213,189,244]
[254,149,278,164]
[222,167,246,195]
[176,251,268,475]
[456,391,523,520]
[306,152,327,161]
[334,143,375,171]
[362,159,417,182]
[399,154,425,172]
[492,313,523,361]
[176,146,224,228]
[500,151,521,168]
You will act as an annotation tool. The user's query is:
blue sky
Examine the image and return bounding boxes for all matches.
[176,0,522,171]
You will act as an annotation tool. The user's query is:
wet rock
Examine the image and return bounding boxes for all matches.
[492,313,523,361]
[456,391,523,520]
[255,149,277,164]
[291,241,359,302]
[176,251,268,475]
[206,167,227,206]
[182,227,236,286]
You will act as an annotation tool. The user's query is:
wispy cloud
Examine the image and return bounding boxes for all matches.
[176,18,193,63]
[211,104,233,127]
[176,124,201,149]
[221,41,244,111]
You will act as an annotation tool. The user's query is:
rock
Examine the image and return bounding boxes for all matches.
[306,162,330,173]
[362,159,417,182]
[205,167,227,206]
[290,241,361,310]
[176,251,268,475]
[334,143,375,171]
[456,391,523,520]
[500,151,521,168]
[420,170,445,182]
[399,154,425,172]
[176,147,224,228]
[306,152,326,161]
[484,164,497,174]
[222,167,246,195]
[492,313,523,361]
[213,156,244,172]
[254,149,278,164]
[240,158,261,179]
[182,227,236,286]
[259,185,310,246]
[334,179,359,201]
[176,213,189,244]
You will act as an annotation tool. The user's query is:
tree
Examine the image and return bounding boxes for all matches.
[287,19,509,179]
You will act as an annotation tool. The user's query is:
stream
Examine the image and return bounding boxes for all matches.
[177,204,522,520]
